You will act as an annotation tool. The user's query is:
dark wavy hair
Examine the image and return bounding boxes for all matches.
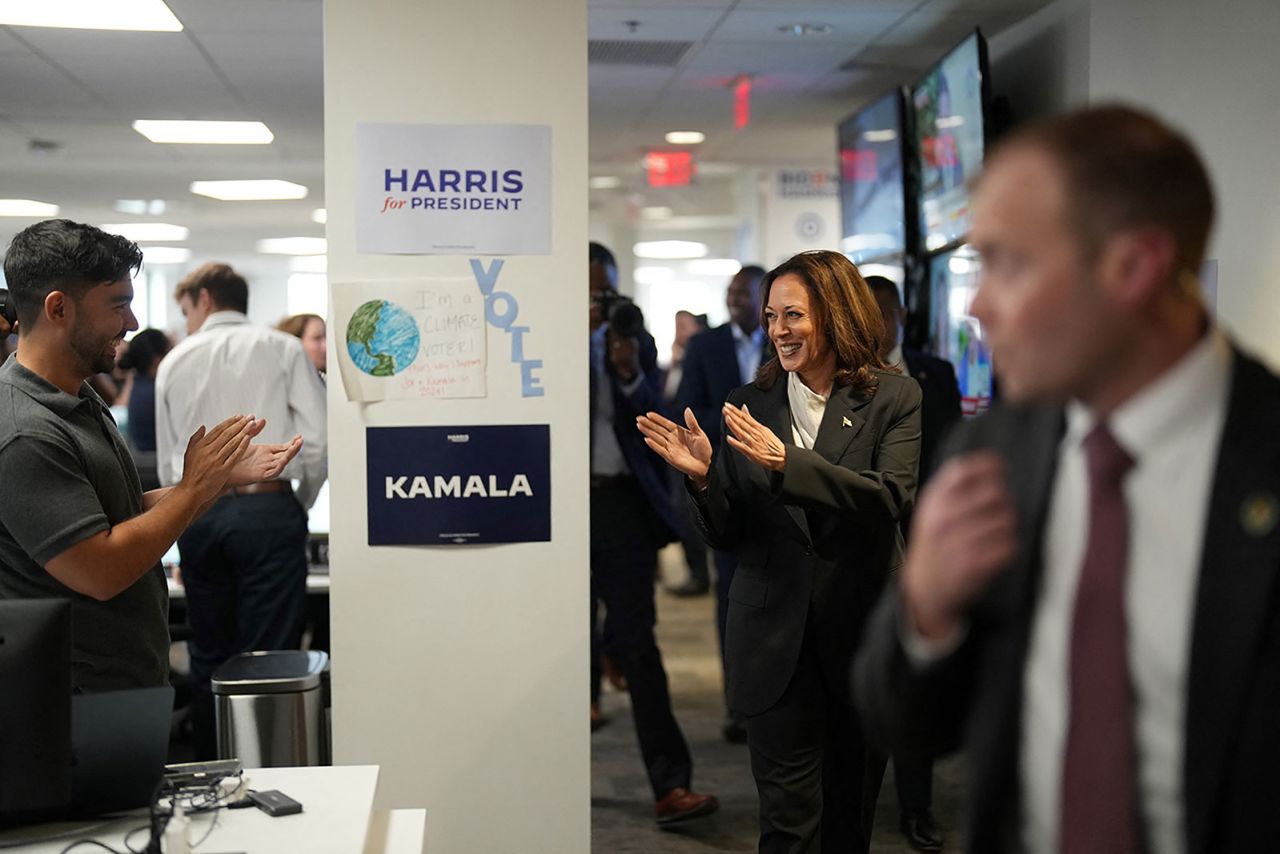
[755,250,890,397]
[2,219,143,329]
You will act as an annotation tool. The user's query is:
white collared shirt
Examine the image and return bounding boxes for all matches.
[1019,329,1232,854]
[155,311,329,508]
[730,323,766,385]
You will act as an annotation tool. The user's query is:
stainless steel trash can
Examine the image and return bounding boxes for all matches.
[212,650,329,767]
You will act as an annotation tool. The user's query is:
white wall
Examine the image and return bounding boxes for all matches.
[1088,0,1280,367]
[323,1,588,852]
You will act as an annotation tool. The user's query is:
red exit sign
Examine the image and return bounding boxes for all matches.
[646,151,694,187]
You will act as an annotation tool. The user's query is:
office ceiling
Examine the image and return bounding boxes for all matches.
[0,0,1051,265]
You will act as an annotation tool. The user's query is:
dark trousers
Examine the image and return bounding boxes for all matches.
[893,751,934,818]
[745,620,885,854]
[670,470,709,587]
[590,478,693,799]
[178,492,309,759]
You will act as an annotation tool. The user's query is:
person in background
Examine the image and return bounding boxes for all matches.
[865,275,961,852]
[0,219,301,693]
[588,241,719,826]
[663,309,707,404]
[156,262,327,759]
[854,105,1280,854]
[277,312,326,380]
[116,328,173,491]
[640,250,921,852]
[672,263,767,744]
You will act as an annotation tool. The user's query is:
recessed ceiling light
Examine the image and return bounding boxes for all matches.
[862,129,898,143]
[0,0,183,31]
[687,258,743,277]
[190,180,308,201]
[633,240,708,260]
[114,199,166,215]
[133,120,273,144]
[101,222,189,242]
[640,206,673,221]
[140,246,192,264]
[257,237,327,256]
[777,22,833,36]
[664,131,705,145]
[311,208,327,224]
[0,199,59,217]
[290,255,328,273]
[589,176,622,190]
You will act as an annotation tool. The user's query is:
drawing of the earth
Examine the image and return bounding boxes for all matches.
[345,300,420,377]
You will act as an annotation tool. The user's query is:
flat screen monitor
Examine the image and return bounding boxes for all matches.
[913,30,989,252]
[0,599,72,824]
[838,88,907,264]
[928,245,993,417]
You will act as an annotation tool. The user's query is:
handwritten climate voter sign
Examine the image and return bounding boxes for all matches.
[356,122,552,255]
[333,278,486,402]
[366,425,551,545]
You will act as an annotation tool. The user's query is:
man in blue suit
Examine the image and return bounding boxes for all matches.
[588,242,718,825]
[674,263,767,742]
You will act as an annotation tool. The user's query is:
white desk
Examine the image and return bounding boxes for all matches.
[0,765,423,854]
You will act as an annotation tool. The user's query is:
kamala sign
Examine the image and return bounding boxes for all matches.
[356,122,552,255]
[366,425,551,545]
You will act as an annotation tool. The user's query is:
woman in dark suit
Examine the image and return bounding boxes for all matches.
[637,250,922,853]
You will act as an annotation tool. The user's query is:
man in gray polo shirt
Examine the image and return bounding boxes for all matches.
[0,219,303,692]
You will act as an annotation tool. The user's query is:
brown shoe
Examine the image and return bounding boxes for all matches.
[654,787,719,826]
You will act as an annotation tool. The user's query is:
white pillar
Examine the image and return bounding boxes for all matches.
[323,2,588,852]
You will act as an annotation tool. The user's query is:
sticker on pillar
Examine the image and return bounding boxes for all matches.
[366,425,551,545]
[356,122,552,255]
[332,278,486,402]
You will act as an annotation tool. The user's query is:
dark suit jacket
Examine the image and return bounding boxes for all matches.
[853,347,1280,854]
[590,326,678,547]
[691,371,922,716]
[902,348,962,482]
[675,324,766,449]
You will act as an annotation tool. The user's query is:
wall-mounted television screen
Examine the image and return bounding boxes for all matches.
[929,244,993,417]
[838,88,906,264]
[913,30,989,252]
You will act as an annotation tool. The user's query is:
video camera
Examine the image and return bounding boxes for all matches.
[592,289,645,339]
[0,288,14,329]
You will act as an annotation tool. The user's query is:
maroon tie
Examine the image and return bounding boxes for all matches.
[1060,422,1140,854]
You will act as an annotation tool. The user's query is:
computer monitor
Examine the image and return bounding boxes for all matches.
[928,245,994,417]
[0,599,72,825]
[912,29,990,253]
[838,87,909,264]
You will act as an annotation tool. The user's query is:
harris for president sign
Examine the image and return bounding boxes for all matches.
[356,123,552,255]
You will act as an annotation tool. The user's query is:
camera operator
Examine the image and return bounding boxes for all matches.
[587,241,718,825]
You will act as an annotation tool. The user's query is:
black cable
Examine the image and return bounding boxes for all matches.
[57,840,127,854]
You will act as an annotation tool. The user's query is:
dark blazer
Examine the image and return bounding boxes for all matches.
[692,371,922,715]
[675,324,767,448]
[853,347,1280,854]
[902,348,962,481]
[591,326,679,546]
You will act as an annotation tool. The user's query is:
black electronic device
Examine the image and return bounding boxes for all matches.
[593,290,645,338]
[71,686,174,815]
[164,758,244,787]
[0,288,15,328]
[248,789,303,817]
[0,600,72,826]
[838,86,912,267]
[911,29,991,254]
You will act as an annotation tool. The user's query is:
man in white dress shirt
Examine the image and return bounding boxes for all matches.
[855,104,1280,854]
[156,262,327,758]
